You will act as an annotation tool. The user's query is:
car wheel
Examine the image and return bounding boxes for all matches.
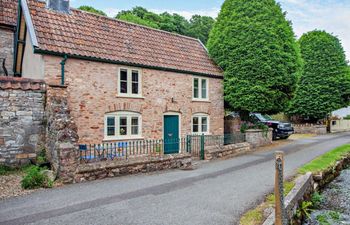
[272,132,277,140]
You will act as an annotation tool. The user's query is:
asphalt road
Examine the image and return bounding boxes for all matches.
[0,132,349,225]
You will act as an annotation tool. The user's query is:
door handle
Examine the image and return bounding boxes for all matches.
[168,133,173,137]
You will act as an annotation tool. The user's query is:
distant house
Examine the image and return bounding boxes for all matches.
[1,0,224,154]
[332,106,350,118]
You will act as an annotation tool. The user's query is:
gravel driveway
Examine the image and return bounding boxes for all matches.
[0,132,349,225]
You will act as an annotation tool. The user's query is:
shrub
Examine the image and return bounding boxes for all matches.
[311,192,324,209]
[344,115,350,120]
[21,166,51,189]
[0,165,16,176]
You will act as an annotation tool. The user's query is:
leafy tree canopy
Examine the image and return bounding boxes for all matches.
[207,0,301,115]
[116,7,215,44]
[78,6,107,16]
[288,30,350,121]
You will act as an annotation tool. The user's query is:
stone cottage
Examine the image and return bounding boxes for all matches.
[1,0,224,157]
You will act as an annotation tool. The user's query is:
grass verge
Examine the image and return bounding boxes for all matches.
[298,144,350,174]
[240,181,295,225]
[240,143,350,225]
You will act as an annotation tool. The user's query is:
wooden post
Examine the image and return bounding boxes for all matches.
[275,151,285,225]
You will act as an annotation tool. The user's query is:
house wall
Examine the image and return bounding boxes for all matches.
[21,34,45,79]
[0,27,15,76]
[43,56,224,144]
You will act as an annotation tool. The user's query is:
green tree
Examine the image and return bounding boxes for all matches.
[188,15,215,44]
[288,30,350,121]
[78,6,107,16]
[115,7,214,41]
[207,0,301,117]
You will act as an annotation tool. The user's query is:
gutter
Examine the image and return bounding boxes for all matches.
[33,49,224,80]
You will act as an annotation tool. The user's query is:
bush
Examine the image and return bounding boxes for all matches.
[344,115,350,120]
[21,166,51,189]
[0,165,16,176]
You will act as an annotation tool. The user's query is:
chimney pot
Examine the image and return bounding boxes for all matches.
[47,0,70,13]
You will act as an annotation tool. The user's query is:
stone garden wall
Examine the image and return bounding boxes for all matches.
[262,152,350,225]
[293,124,327,135]
[75,154,192,183]
[204,142,251,160]
[0,77,45,165]
[245,129,273,148]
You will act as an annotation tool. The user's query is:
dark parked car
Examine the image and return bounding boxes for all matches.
[250,113,294,140]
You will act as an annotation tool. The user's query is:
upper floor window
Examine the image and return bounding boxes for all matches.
[118,68,142,97]
[192,113,210,134]
[104,111,142,140]
[193,77,208,100]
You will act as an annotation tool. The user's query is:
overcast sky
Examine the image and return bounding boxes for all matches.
[70,0,350,61]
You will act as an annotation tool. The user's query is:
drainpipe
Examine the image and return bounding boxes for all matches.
[60,54,68,85]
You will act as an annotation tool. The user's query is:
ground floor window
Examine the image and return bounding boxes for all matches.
[104,111,142,140]
[192,114,209,134]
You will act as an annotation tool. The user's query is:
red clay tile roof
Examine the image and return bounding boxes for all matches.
[0,0,18,27]
[25,0,222,77]
[0,76,45,90]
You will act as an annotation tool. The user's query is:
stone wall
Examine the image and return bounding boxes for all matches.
[245,129,273,148]
[204,142,251,160]
[45,85,79,183]
[224,116,242,133]
[0,28,15,76]
[0,77,45,165]
[42,56,225,144]
[262,153,350,225]
[75,154,192,183]
[293,124,327,135]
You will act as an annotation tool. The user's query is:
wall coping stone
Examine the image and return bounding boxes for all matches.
[0,76,45,91]
[77,153,192,174]
[245,128,273,133]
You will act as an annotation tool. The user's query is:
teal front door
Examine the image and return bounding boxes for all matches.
[164,115,180,154]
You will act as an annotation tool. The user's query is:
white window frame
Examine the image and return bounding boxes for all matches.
[104,111,142,140]
[192,76,209,101]
[191,113,210,135]
[117,67,142,98]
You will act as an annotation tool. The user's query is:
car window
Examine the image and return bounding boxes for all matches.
[254,114,267,122]
[263,115,273,120]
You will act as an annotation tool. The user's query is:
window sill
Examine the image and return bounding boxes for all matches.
[116,94,145,99]
[191,132,210,136]
[192,99,211,103]
[103,137,145,142]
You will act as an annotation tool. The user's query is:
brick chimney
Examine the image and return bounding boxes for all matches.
[46,0,70,13]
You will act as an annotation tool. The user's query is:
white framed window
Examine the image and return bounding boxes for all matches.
[192,113,210,134]
[193,77,209,100]
[118,67,142,97]
[104,111,142,140]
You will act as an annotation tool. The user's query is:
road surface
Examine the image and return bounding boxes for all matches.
[0,132,349,225]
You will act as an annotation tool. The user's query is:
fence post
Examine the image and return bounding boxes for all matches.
[186,135,191,153]
[200,134,205,160]
[275,151,286,225]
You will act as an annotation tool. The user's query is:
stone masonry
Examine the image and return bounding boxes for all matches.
[0,77,45,165]
[0,28,15,76]
[245,129,273,148]
[46,85,79,183]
